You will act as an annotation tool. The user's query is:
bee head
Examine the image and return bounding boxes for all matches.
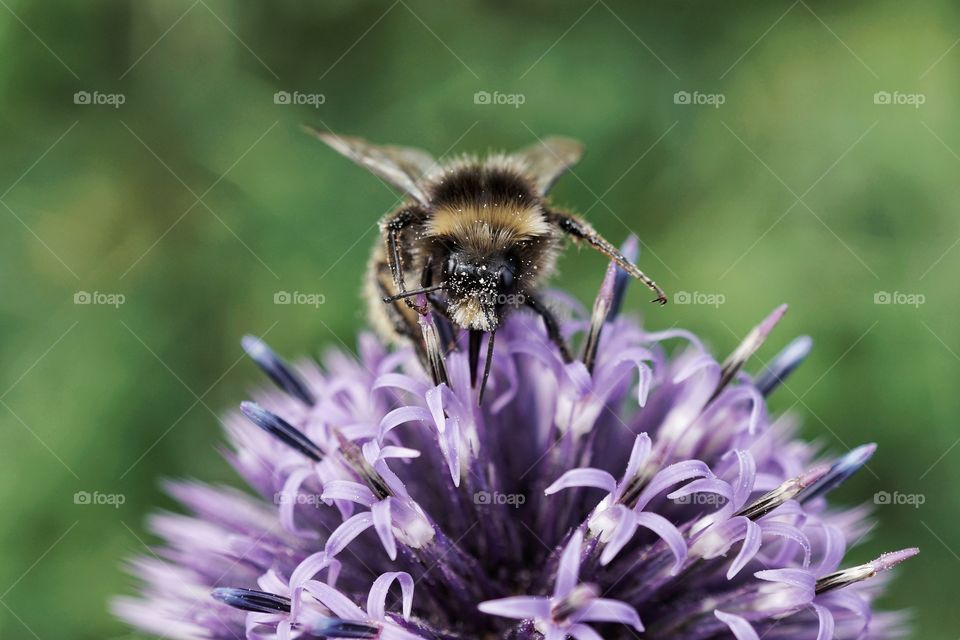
[444,252,518,331]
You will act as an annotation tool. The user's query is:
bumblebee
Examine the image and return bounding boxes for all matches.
[308,129,666,399]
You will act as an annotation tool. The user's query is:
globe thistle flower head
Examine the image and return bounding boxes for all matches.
[114,239,916,640]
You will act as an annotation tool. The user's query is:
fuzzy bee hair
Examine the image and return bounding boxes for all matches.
[307,128,667,401]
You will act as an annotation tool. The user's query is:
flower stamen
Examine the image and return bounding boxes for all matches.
[582,237,638,373]
[734,464,829,520]
[239,401,323,461]
[799,443,877,504]
[709,304,788,403]
[241,335,316,406]
[815,548,919,594]
[211,587,291,614]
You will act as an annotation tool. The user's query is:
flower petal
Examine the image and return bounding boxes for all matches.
[478,596,551,620]
[425,385,446,434]
[367,571,414,621]
[668,477,733,502]
[545,468,617,495]
[290,551,338,591]
[813,522,846,574]
[379,406,433,438]
[714,610,760,640]
[321,481,376,507]
[634,460,712,511]
[635,512,687,575]
[728,449,756,509]
[379,446,421,459]
[597,505,639,565]
[819,591,871,634]
[762,521,812,568]
[727,519,762,579]
[289,551,339,620]
[324,512,374,558]
[568,623,604,640]
[576,598,643,631]
[300,580,366,619]
[813,603,835,640]
[623,433,652,482]
[554,530,584,598]
[371,498,397,560]
[279,467,321,539]
[754,568,816,591]
[373,372,430,397]
[595,348,654,407]
[752,568,816,612]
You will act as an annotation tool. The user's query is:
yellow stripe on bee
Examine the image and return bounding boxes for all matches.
[426,204,551,243]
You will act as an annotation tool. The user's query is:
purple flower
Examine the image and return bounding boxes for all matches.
[113,243,916,639]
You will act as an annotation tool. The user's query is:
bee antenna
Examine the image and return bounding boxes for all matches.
[381,283,446,303]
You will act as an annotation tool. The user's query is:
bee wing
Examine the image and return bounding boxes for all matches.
[304,127,436,205]
[511,136,584,195]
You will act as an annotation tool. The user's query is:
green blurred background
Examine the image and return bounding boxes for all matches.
[0,1,956,637]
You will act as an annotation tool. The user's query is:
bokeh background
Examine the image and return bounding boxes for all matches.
[1,1,957,637]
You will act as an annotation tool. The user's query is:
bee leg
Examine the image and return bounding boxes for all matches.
[376,270,431,365]
[546,209,668,305]
[384,207,428,314]
[524,294,574,363]
[415,258,451,386]
[427,293,457,353]
[417,254,456,352]
[428,292,458,352]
